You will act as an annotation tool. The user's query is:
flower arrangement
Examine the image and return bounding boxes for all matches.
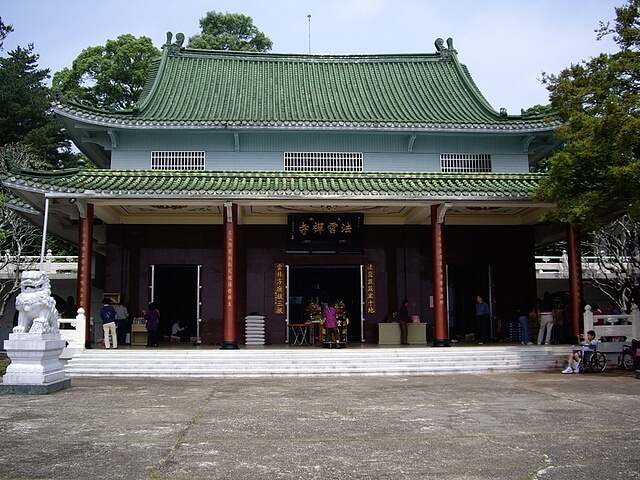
[305,300,322,322]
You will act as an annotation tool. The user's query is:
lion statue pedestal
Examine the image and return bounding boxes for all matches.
[0,271,70,394]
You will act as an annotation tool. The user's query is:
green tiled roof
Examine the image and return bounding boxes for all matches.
[2,170,545,200]
[53,39,555,133]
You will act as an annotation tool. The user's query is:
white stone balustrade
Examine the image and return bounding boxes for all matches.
[0,249,78,277]
[583,304,640,340]
[58,308,87,358]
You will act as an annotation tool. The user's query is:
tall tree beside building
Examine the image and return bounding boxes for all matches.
[52,34,161,110]
[188,11,273,51]
[0,23,76,167]
[534,0,640,230]
[0,17,13,49]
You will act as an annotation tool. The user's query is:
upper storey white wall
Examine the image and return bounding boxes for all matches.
[109,130,532,173]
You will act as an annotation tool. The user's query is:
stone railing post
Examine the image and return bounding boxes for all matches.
[631,304,640,340]
[583,304,593,337]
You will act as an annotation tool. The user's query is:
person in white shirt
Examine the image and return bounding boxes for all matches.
[562,330,598,374]
[115,301,130,345]
[171,319,190,342]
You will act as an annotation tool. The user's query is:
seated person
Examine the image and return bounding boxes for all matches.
[562,330,598,374]
[171,320,190,342]
[383,309,398,323]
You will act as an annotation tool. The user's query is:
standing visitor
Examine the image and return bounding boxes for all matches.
[322,301,339,347]
[100,297,117,349]
[115,300,130,345]
[537,291,555,345]
[518,306,534,345]
[475,295,490,345]
[398,299,410,345]
[145,302,160,347]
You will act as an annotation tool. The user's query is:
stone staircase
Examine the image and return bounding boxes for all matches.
[64,344,572,377]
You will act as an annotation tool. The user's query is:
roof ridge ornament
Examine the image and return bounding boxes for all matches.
[434,37,456,60]
[163,32,185,54]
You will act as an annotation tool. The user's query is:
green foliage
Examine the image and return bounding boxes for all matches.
[534,0,640,229]
[188,11,273,52]
[53,34,161,110]
[0,45,51,145]
[0,28,76,169]
[0,17,13,50]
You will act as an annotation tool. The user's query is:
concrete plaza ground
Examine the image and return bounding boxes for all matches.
[0,370,638,480]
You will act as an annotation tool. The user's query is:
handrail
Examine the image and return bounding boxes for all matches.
[0,249,78,275]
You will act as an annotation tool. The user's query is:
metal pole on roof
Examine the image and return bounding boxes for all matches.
[307,14,312,54]
[39,196,50,271]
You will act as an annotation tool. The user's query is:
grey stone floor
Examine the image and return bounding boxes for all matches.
[0,370,638,479]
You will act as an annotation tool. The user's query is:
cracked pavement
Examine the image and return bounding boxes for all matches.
[0,370,638,479]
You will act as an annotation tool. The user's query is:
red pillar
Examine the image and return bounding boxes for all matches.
[567,223,584,338]
[221,202,239,349]
[431,204,450,347]
[77,202,94,346]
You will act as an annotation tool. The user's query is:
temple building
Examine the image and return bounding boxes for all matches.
[2,34,565,348]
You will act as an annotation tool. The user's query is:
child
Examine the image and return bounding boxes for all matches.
[562,330,598,374]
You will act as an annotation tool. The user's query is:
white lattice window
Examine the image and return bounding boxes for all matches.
[440,153,492,173]
[284,152,363,172]
[151,151,206,170]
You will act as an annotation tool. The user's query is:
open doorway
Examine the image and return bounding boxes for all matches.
[149,265,201,342]
[447,264,492,342]
[288,266,363,342]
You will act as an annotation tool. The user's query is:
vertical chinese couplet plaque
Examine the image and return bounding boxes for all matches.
[366,263,375,314]
[274,263,285,315]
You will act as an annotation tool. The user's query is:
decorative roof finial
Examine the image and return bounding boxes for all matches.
[163,32,185,54]
[434,37,457,60]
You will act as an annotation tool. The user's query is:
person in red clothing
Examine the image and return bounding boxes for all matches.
[322,301,339,347]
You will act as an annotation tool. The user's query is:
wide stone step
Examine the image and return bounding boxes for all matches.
[64,345,571,377]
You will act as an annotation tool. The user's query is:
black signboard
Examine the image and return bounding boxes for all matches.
[287,213,364,253]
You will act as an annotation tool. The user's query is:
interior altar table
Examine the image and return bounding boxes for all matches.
[378,323,427,345]
[131,324,147,346]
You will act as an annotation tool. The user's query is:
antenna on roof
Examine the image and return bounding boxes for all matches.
[307,14,312,54]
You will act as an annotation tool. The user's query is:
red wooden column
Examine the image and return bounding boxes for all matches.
[77,202,94,347]
[221,202,239,349]
[431,204,450,347]
[567,223,584,338]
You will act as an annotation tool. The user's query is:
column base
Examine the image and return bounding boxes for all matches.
[0,378,71,395]
[432,339,451,347]
[220,341,240,350]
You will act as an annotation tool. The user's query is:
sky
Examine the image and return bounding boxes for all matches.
[1,0,624,114]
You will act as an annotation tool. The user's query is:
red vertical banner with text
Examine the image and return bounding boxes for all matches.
[366,263,376,315]
[274,263,285,315]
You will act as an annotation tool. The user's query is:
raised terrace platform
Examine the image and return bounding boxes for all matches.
[63,344,575,377]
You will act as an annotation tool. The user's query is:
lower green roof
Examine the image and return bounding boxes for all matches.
[3,170,545,200]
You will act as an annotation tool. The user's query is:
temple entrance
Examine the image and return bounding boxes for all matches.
[287,265,364,342]
[447,264,493,342]
[149,265,202,342]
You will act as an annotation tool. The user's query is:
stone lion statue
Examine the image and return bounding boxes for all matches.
[13,270,59,334]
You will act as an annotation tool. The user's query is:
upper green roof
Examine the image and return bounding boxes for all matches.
[53,36,554,133]
[2,169,545,200]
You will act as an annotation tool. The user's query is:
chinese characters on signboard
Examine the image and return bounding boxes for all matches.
[286,214,363,253]
[274,263,285,315]
[365,263,375,314]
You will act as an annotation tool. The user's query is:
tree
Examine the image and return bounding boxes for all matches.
[0,206,42,319]
[0,45,51,145]
[188,11,273,52]
[0,144,75,319]
[533,0,640,230]
[0,17,13,50]
[53,34,161,110]
[0,30,76,168]
[581,215,640,312]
